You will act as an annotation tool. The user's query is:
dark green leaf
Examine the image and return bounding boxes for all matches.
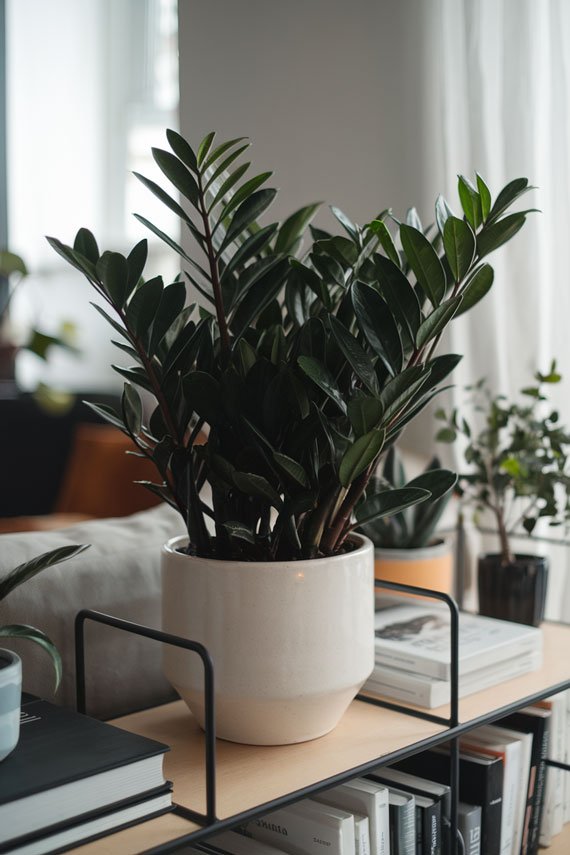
[476,174,492,221]
[126,276,164,340]
[330,206,359,242]
[96,252,129,308]
[83,400,128,433]
[152,148,200,206]
[415,295,463,349]
[443,216,476,282]
[400,223,446,307]
[455,263,494,316]
[202,136,249,171]
[348,395,384,437]
[477,213,527,258]
[355,487,430,525]
[150,281,187,355]
[73,228,99,264]
[273,452,309,487]
[372,255,422,347]
[339,429,385,487]
[458,175,482,230]
[166,128,198,172]
[122,383,142,436]
[183,371,221,425]
[0,544,89,601]
[126,240,148,294]
[133,214,193,265]
[436,427,457,442]
[297,355,347,414]
[274,204,320,255]
[230,257,289,343]
[488,177,531,223]
[351,281,403,376]
[233,471,283,508]
[206,162,250,213]
[220,188,277,252]
[222,521,256,544]
[368,220,400,267]
[329,314,379,395]
[197,131,216,166]
[203,143,250,192]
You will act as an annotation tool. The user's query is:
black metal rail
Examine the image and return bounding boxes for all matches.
[73,588,570,855]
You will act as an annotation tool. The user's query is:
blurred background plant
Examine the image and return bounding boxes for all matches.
[0,250,79,411]
[436,363,570,565]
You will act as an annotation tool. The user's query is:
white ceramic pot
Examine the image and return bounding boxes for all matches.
[0,649,22,762]
[162,534,374,745]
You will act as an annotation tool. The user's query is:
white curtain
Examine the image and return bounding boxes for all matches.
[414,0,570,618]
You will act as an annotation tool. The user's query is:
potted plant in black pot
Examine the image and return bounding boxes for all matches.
[48,129,532,744]
[357,446,457,594]
[437,364,570,626]
[0,544,87,761]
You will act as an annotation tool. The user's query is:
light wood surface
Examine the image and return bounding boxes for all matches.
[543,823,570,853]
[72,621,570,853]
[72,813,198,855]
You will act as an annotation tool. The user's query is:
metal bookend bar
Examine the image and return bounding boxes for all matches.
[74,609,217,824]
[361,579,461,854]
[546,759,570,771]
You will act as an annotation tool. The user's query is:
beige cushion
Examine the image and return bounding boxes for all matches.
[0,504,185,719]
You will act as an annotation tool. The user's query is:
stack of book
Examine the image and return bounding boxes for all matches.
[185,688,570,855]
[364,600,543,708]
[0,694,172,854]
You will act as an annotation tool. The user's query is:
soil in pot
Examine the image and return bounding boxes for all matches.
[478,553,548,627]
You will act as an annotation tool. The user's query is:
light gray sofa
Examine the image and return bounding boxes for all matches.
[0,504,185,719]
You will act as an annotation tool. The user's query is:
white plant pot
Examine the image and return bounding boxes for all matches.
[162,534,374,745]
[0,649,22,762]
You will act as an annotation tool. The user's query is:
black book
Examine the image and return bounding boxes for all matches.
[367,770,442,855]
[395,746,504,855]
[388,789,415,855]
[498,706,551,855]
[0,698,170,848]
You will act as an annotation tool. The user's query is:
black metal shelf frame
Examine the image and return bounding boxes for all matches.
[74,581,570,855]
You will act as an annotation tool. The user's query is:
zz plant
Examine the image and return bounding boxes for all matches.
[48,129,533,561]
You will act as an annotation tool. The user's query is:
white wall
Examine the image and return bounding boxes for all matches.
[178,0,437,231]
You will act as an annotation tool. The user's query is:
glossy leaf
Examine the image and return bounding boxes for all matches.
[339,429,385,487]
[122,384,143,437]
[400,224,446,307]
[183,371,221,425]
[202,136,248,171]
[0,625,62,689]
[73,228,99,264]
[233,472,283,509]
[368,220,400,267]
[435,195,454,236]
[355,487,430,525]
[373,255,422,347]
[219,188,277,252]
[476,174,492,221]
[329,314,379,395]
[96,252,129,308]
[455,263,494,316]
[458,175,482,230]
[152,148,200,206]
[197,131,216,166]
[274,204,320,255]
[443,216,476,282]
[352,281,403,376]
[0,544,89,601]
[298,355,347,414]
[166,128,198,172]
[477,213,527,258]
[415,295,463,349]
[330,206,359,242]
[273,452,309,487]
[487,177,531,223]
[222,521,256,544]
[126,240,148,293]
[348,395,384,437]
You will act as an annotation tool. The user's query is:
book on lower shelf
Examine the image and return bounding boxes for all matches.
[0,695,172,853]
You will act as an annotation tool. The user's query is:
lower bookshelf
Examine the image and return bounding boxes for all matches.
[72,621,570,854]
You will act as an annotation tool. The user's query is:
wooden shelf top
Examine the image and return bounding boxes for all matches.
[72,621,570,853]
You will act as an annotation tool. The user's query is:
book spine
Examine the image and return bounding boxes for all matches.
[354,815,371,855]
[538,695,565,844]
[457,806,481,855]
[413,805,422,855]
[376,790,390,855]
[422,801,441,855]
[528,716,550,855]
[399,801,415,855]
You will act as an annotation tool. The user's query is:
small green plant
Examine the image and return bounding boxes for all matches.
[0,544,88,687]
[357,446,457,549]
[437,363,570,565]
[48,128,532,561]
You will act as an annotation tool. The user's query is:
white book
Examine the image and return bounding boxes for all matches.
[374,602,542,679]
[491,724,533,855]
[200,829,289,854]
[538,692,567,844]
[353,814,371,855]
[364,649,542,708]
[312,778,389,855]
[460,727,522,855]
[239,798,356,855]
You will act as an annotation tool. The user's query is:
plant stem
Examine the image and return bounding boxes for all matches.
[496,505,515,565]
[197,173,231,356]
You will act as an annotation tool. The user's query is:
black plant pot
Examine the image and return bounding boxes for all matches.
[477,553,548,627]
